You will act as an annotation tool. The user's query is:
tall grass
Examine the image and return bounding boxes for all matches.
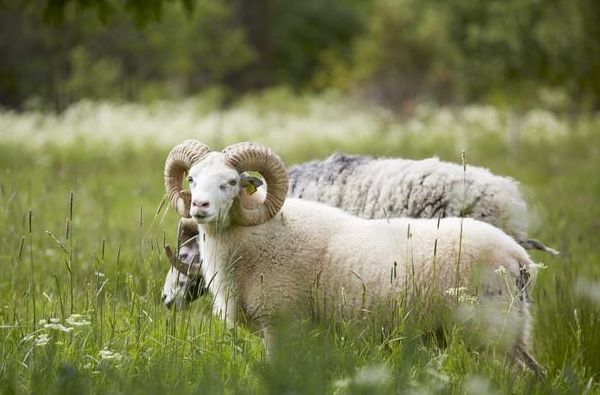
[0,99,599,393]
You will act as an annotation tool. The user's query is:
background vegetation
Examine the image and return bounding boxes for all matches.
[1,0,599,393]
[1,0,599,112]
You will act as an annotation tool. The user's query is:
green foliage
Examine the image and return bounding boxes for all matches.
[40,0,194,26]
[350,0,600,109]
[351,0,454,109]
[65,47,123,100]
[0,0,254,109]
[3,0,600,110]
[267,0,366,90]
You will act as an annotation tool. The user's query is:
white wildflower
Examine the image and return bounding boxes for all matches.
[530,262,548,270]
[99,348,123,361]
[44,323,74,333]
[494,266,507,275]
[445,287,478,304]
[445,287,467,297]
[66,314,91,327]
[43,321,74,333]
[95,271,105,277]
[35,334,51,346]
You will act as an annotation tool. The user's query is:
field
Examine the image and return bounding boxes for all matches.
[1,92,599,394]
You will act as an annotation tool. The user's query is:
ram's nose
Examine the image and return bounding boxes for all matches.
[192,199,210,209]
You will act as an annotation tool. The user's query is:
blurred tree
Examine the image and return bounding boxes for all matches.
[0,0,255,109]
[0,0,368,110]
[39,0,194,26]
[222,0,367,92]
[65,47,123,100]
[1,0,598,110]
[268,0,366,90]
[350,0,454,110]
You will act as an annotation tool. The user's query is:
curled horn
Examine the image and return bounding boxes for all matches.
[164,140,211,217]
[223,142,288,226]
[164,245,201,277]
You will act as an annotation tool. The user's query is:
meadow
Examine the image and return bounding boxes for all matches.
[1,91,599,394]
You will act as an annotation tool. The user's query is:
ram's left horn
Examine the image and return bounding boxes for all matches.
[223,142,288,226]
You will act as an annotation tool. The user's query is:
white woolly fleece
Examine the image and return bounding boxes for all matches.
[288,154,529,241]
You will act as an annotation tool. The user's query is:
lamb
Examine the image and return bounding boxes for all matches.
[162,152,556,308]
[162,139,545,374]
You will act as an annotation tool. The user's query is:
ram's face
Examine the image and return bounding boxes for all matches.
[187,153,241,224]
[161,241,205,309]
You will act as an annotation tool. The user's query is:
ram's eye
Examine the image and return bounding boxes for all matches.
[228,179,237,186]
[187,176,193,183]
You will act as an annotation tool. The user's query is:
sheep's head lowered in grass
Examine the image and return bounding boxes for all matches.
[161,140,288,308]
[161,218,206,309]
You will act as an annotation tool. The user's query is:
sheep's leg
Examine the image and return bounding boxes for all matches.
[510,345,546,377]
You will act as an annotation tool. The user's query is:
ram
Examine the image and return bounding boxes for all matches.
[162,140,545,375]
[163,152,556,308]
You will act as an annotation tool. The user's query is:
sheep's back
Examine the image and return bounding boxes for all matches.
[317,215,531,318]
[287,154,528,240]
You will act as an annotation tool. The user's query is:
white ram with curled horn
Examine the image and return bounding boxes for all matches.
[161,139,546,375]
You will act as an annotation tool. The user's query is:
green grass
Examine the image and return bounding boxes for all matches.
[0,111,599,394]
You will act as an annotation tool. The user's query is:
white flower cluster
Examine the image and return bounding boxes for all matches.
[445,287,478,304]
[22,333,52,347]
[22,314,91,347]
[38,318,74,333]
[0,93,588,153]
[66,314,92,327]
[494,266,508,275]
[37,314,92,332]
[99,348,123,361]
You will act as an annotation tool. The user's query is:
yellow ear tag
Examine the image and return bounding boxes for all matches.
[244,183,258,195]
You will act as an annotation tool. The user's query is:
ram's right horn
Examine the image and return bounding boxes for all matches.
[164,140,211,217]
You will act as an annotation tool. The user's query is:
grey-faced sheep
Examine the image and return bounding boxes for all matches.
[162,139,545,375]
[162,152,556,308]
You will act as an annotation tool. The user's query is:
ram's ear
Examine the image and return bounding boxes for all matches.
[240,173,264,195]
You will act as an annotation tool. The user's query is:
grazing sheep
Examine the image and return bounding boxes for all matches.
[162,218,206,309]
[162,153,556,308]
[162,140,545,374]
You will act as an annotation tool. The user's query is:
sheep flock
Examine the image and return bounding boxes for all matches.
[160,140,555,375]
